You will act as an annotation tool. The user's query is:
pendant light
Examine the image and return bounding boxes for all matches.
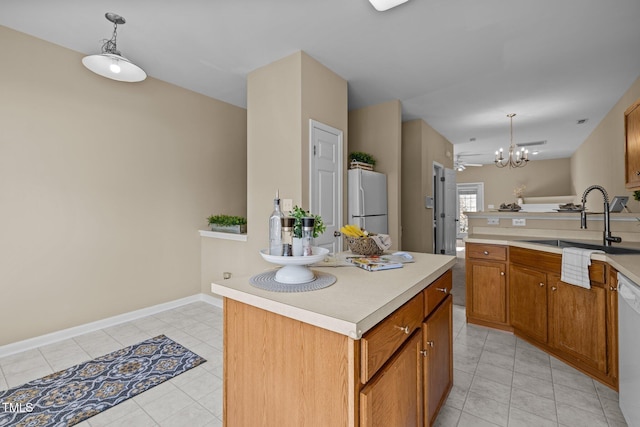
[369,0,409,11]
[82,13,146,83]
[494,114,529,168]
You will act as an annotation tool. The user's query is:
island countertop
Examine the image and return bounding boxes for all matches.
[211,251,456,339]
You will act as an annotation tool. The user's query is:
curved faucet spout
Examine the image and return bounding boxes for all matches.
[580,185,621,246]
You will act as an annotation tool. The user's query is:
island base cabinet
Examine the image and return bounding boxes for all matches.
[223,298,357,427]
[423,295,453,426]
[360,331,423,427]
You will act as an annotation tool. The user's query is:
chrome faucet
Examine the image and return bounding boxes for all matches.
[580,185,622,246]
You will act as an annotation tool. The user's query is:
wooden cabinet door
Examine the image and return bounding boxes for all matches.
[467,259,508,324]
[625,99,640,188]
[360,331,423,427]
[509,265,548,343]
[423,295,453,427]
[548,275,607,372]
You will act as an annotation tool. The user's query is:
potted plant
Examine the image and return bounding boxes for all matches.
[207,214,247,234]
[289,206,326,255]
[349,152,376,171]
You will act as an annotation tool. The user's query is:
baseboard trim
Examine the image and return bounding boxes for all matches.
[0,293,223,358]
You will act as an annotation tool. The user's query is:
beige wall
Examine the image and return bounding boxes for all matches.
[348,100,402,248]
[0,26,247,345]
[211,51,349,273]
[456,158,573,210]
[571,75,640,211]
[401,119,454,253]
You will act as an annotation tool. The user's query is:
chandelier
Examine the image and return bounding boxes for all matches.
[495,113,529,168]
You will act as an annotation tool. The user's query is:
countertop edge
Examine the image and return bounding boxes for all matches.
[211,255,457,339]
[465,234,640,284]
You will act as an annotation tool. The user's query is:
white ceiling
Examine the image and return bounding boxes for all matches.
[1,0,639,165]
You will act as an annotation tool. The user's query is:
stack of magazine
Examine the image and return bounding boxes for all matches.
[348,254,411,272]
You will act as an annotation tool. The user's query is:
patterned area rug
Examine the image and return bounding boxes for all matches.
[0,334,206,427]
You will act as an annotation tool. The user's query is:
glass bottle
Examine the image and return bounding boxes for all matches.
[269,191,283,255]
[302,217,315,256]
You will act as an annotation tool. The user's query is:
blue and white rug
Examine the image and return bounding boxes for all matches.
[0,334,206,427]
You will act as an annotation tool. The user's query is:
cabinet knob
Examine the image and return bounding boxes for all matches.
[610,286,618,291]
[539,283,544,287]
[436,287,448,294]
[420,350,428,357]
[551,286,557,291]
[395,325,410,334]
[500,271,505,276]
[427,340,434,348]
[636,171,640,176]
[483,251,490,255]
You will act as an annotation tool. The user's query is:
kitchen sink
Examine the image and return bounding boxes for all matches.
[522,239,640,255]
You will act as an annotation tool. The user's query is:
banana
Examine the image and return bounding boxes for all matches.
[341,224,366,237]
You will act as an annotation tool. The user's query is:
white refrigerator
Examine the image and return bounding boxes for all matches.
[348,169,388,234]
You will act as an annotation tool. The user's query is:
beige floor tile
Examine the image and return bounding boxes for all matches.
[509,388,557,423]
[508,406,558,427]
[84,399,141,427]
[511,371,555,400]
[553,383,605,416]
[457,411,503,427]
[556,402,608,427]
[463,391,509,427]
[469,376,512,404]
[433,404,461,427]
[159,402,215,427]
[100,407,158,427]
[140,387,194,423]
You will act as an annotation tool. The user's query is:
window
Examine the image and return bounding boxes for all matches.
[457,183,484,238]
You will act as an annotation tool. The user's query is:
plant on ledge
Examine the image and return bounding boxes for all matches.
[207,214,247,234]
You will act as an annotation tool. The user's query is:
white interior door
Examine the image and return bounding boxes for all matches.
[443,168,457,255]
[310,120,343,254]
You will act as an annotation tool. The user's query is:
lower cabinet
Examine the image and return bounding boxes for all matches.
[360,331,423,427]
[508,246,617,389]
[360,271,454,427]
[423,295,453,426]
[223,268,455,426]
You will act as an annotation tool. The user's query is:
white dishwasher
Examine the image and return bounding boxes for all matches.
[618,272,640,427]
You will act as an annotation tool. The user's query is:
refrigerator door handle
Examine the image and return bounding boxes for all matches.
[358,184,366,217]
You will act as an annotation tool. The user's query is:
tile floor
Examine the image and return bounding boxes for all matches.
[0,301,629,427]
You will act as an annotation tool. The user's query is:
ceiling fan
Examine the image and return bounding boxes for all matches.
[454,155,483,171]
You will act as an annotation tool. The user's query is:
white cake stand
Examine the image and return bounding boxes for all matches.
[260,247,330,284]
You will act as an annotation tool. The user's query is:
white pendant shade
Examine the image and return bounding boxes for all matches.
[82,53,146,82]
[369,0,409,11]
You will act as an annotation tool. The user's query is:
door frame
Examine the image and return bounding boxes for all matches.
[309,119,343,253]
[456,182,485,239]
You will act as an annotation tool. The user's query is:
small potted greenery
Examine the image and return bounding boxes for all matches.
[289,206,326,255]
[207,214,247,234]
[349,151,376,171]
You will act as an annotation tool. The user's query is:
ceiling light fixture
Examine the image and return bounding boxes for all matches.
[495,113,529,168]
[82,13,146,82]
[368,0,409,11]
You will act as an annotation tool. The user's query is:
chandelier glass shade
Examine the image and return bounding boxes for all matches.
[495,113,528,168]
[82,13,146,83]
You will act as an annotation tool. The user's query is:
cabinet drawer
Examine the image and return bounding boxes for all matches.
[425,270,452,316]
[361,292,423,384]
[467,243,507,261]
[510,246,607,285]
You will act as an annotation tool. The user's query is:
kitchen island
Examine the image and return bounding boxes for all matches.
[211,252,456,427]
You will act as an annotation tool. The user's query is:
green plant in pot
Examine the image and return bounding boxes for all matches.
[289,206,325,238]
[207,214,247,234]
[349,151,376,166]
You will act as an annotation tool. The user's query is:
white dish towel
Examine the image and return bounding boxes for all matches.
[561,247,604,289]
